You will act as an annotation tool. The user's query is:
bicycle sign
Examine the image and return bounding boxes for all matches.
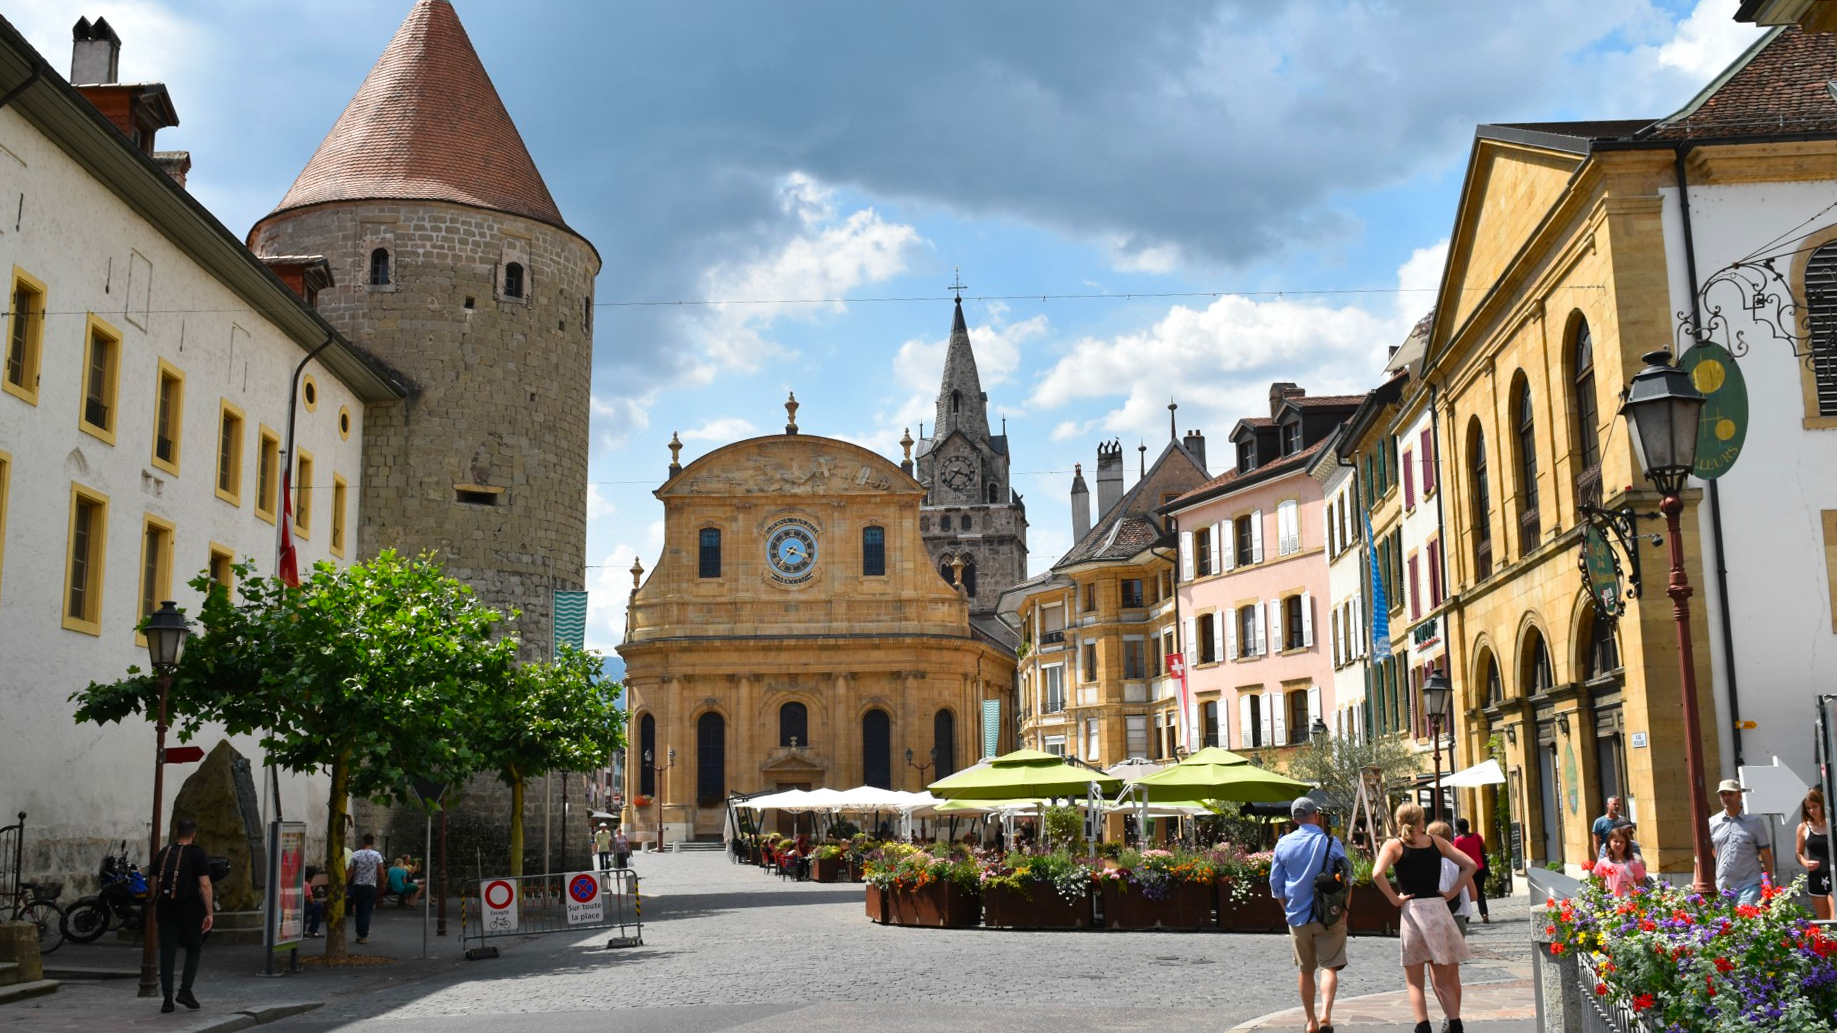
[481,878,517,933]
[564,872,603,925]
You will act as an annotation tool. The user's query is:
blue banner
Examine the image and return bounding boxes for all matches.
[1364,506,1391,660]
[982,699,1002,759]
[554,590,588,652]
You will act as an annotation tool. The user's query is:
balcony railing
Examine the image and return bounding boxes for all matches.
[1519,509,1542,550]
[1574,463,1603,511]
[1040,629,1065,645]
[1474,535,1493,581]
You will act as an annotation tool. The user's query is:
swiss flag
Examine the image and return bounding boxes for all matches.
[277,465,300,587]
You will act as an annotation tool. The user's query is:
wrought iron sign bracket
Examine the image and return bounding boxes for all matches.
[1577,503,1659,620]
[1676,258,1824,369]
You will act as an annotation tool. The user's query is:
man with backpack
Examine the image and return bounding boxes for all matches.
[1270,796,1351,1033]
[150,817,213,1014]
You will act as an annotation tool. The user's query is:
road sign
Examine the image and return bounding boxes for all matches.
[481,878,518,933]
[163,746,204,764]
[564,872,604,925]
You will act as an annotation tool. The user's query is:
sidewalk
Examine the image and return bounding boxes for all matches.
[2,899,470,1033]
[1227,979,1538,1032]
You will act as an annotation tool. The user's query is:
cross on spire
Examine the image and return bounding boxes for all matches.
[949,267,968,301]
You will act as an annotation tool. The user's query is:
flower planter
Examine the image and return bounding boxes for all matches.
[865,884,888,923]
[1215,879,1288,933]
[848,859,865,883]
[1100,879,1213,930]
[891,881,981,928]
[1348,885,1401,936]
[982,883,1091,929]
[813,857,842,883]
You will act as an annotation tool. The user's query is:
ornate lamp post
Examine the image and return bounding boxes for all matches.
[137,602,190,999]
[905,747,937,787]
[644,748,675,853]
[1423,669,1454,823]
[1620,350,1715,896]
[1310,717,1330,744]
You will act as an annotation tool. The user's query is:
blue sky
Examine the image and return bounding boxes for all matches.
[16,1,1762,650]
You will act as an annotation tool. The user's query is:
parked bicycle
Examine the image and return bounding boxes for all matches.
[0,812,63,955]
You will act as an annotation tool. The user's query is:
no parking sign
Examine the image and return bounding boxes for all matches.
[565,872,604,925]
[482,878,518,933]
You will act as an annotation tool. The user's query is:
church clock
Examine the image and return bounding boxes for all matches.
[940,455,976,491]
[764,517,819,585]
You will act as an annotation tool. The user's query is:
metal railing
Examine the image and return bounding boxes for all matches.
[1575,463,1603,511]
[1040,630,1065,645]
[460,868,642,957]
[1577,950,1658,1033]
[0,812,22,904]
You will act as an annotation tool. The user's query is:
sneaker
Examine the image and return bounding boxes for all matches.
[175,989,200,1010]
[161,999,175,1014]
[356,937,369,944]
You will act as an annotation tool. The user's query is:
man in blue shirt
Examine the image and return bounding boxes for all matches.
[1269,796,1348,1033]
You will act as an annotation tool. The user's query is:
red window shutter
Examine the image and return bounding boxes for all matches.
[1408,553,1421,620]
[1428,543,1442,607]
[1402,450,1416,509]
[1420,429,1435,494]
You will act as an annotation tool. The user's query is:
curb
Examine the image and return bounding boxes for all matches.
[167,1000,323,1033]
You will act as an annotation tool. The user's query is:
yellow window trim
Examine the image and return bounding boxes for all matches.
[254,424,280,524]
[135,513,176,646]
[215,399,245,506]
[337,405,352,441]
[301,373,319,412]
[0,449,10,606]
[330,474,348,558]
[78,313,122,445]
[293,449,313,540]
[150,358,184,476]
[62,483,110,636]
[4,266,46,406]
[207,541,236,598]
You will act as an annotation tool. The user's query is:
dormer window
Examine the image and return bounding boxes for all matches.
[1236,439,1255,473]
[1281,422,1302,456]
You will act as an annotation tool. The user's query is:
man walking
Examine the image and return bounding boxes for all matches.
[346,833,386,945]
[594,823,613,871]
[1451,818,1489,924]
[1709,779,1773,904]
[150,817,213,1013]
[1270,797,1349,1033]
[1591,796,1623,858]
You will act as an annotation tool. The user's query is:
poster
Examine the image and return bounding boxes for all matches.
[265,821,307,950]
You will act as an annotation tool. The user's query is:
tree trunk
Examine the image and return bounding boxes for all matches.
[509,770,525,877]
[323,749,350,960]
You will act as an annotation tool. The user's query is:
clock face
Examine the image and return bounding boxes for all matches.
[941,455,976,491]
[764,519,819,584]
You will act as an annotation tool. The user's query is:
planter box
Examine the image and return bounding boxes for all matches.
[1348,885,1401,937]
[982,883,1091,929]
[890,881,981,928]
[813,857,843,883]
[848,860,865,883]
[1100,878,1213,931]
[1215,879,1288,933]
[865,884,888,923]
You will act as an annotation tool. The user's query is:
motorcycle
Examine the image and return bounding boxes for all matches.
[61,843,147,943]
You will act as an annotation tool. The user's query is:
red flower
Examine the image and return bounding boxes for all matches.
[1546,924,1557,936]
[1582,859,1597,873]
[1595,982,1608,996]
[1714,957,1734,974]
[1640,920,1657,932]
[1736,904,1762,919]
[1633,994,1656,1012]
[1552,943,1566,955]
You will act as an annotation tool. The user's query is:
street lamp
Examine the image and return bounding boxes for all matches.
[137,601,190,999]
[1310,717,1330,744]
[1621,349,1715,896]
[1423,668,1453,823]
[906,747,937,788]
[644,748,676,853]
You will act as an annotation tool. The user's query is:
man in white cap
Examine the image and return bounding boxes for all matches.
[1709,778,1773,904]
[1269,796,1349,1033]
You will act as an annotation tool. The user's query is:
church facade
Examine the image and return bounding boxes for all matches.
[618,404,1016,843]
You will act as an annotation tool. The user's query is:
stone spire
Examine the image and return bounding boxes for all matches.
[933,298,990,444]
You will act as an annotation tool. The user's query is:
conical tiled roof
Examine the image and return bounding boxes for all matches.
[934,298,991,443]
[268,0,567,229]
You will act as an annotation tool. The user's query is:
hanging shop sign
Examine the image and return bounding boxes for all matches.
[1681,342,1747,480]
[1581,524,1625,620]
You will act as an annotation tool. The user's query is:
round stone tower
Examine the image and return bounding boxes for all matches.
[249,0,600,659]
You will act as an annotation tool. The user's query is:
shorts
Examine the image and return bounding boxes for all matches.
[1289,918,1349,972]
[1731,881,1765,906]
[1812,869,1832,897]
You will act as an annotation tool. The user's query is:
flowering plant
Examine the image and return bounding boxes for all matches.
[1549,866,1837,1032]
[813,844,844,861]
[1210,846,1276,905]
[981,850,1099,902]
[863,843,980,893]
[631,795,652,809]
[1110,847,1219,901]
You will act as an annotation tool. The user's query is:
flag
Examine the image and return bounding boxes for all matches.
[277,465,300,587]
[553,590,588,652]
[1364,503,1390,659]
[1167,652,1193,749]
[982,699,1002,759]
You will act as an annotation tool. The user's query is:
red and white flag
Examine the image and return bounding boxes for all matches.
[277,465,300,587]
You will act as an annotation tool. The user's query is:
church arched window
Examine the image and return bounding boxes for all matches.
[963,562,978,598]
[933,709,956,778]
[368,247,390,287]
[862,709,892,789]
[951,390,961,414]
[696,711,725,805]
[987,482,999,504]
[779,701,808,748]
[940,515,952,532]
[698,528,721,579]
[862,526,886,577]
[638,713,656,796]
[961,515,973,531]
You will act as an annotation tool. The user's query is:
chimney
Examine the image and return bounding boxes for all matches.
[71,17,121,85]
[1182,429,1207,471]
[1268,382,1303,416]
[1095,440,1124,518]
[1070,463,1091,541]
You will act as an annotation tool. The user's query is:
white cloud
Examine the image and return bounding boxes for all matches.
[680,416,759,442]
[1655,0,1763,82]
[591,390,657,452]
[587,483,617,521]
[583,520,666,652]
[892,313,1045,395]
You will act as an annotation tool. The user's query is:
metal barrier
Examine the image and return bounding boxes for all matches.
[460,868,641,958]
[1577,950,1657,1033]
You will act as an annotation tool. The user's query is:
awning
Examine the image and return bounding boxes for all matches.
[1441,758,1507,788]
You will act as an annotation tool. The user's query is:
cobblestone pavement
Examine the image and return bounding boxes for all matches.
[251,851,1537,1033]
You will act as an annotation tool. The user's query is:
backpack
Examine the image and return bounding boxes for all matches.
[1309,834,1351,927]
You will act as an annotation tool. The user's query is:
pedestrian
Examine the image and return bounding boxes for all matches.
[1268,796,1350,1033]
[1591,796,1623,858]
[1450,818,1489,924]
[1709,779,1773,905]
[1596,825,1647,897]
[150,817,213,1014]
[1797,787,1833,920]
[303,866,327,937]
[594,823,613,871]
[1374,801,1476,1033]
[346,832,386,945]
[614,827,631,869]
[1427,821,1475,937]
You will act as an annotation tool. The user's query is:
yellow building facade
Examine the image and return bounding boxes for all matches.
[619,420,1014,842]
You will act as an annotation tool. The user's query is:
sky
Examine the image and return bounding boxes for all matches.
[15,0,1765,653]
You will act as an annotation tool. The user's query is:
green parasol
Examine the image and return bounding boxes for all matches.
[928,748,1122,801]
[1131,747,1312,804]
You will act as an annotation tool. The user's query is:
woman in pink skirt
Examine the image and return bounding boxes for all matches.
[1374,801,1478,1033]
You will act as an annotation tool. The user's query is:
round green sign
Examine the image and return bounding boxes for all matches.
[1681,343,1747,480]
[1582,524,1623,620]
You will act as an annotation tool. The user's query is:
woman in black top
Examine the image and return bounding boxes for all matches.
[1373,801,1478,1033]
[1798,788,1833,919]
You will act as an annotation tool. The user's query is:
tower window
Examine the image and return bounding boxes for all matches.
[698,527,722,578]
[987,482,999,504]
[940,515,952,532]
[862,526,886,577]
[950,390,961,414]
[504,262,525,300]
[368,247,390,287]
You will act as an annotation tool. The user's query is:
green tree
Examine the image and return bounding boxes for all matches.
[70,550,516,959]
[469,645,626,875]
[1278,732,1422,839]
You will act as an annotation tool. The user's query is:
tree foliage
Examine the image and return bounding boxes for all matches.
[1277,732,1423,824]
[70,550,516,958]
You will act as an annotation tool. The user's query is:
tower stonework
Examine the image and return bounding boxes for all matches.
[915,299,1027,643]
[248,0,600,659]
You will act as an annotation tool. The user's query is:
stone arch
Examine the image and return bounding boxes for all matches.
[635,711,657,797]
[689,704,730,807]
[1569,590,1622,682]
[1468,634,1503,709]
[932,707,958,778]
[1513,612,1556,698]
[861,707,893,789]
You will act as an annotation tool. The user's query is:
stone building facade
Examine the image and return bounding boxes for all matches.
[620,421,1016,843]
[914,300,1027,643]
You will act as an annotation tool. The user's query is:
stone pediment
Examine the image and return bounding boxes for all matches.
[660,434,920,499]
[760,749,827,778]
